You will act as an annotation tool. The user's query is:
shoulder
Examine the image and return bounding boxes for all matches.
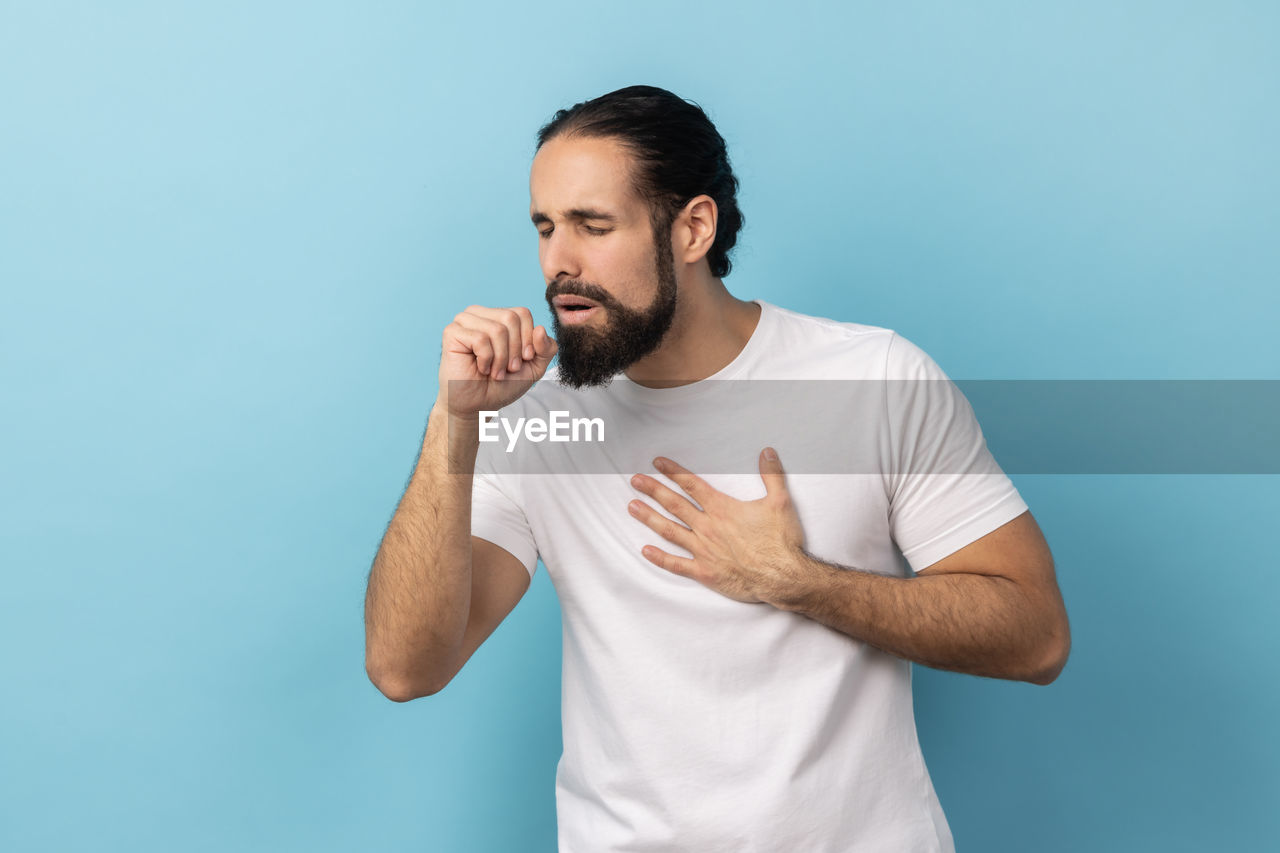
[881,329,951,381]
[763,300,892,343]
[763,301,890,358]
[761,301,942,379]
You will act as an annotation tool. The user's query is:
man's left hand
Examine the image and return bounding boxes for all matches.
[627,448,809,606]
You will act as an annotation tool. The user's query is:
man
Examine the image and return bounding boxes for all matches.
[364,85,1070,852]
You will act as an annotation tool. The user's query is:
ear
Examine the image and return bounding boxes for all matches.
[676,195,718,267]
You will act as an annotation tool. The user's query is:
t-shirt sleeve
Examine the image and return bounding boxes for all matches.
[883,332,1028,573]
[471,442,539,579]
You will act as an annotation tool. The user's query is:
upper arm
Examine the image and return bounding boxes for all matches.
[915,510,1070,678]
[435,536,532,690]
[914,510,1052,583]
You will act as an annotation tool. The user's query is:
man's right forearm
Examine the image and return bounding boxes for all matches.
[364,400,480,699]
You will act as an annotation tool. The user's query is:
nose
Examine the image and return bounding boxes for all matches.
[539,229,581,284]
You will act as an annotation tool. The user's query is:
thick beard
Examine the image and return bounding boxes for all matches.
[546,224,678,390]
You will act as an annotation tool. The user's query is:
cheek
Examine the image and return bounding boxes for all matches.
[590,239,659,304]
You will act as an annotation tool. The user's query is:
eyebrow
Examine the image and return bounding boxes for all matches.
[530,207,619,226]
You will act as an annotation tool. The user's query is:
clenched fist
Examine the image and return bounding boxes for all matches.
[439,305,558,418]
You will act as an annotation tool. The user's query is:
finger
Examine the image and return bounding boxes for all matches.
[512,306,535,363]
[630,473,703,526]
[461,306,524,375]
[638,543,698,579]
[652,457,718,508]
[499,309,524,373]
[758,446,789,501]
[532,325,558,368]
[454,312,511,378]
[447,325,496,377]
[627,494,700,551]
[628,499,698,553]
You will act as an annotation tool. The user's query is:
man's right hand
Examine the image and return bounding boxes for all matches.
[439,305,558,418]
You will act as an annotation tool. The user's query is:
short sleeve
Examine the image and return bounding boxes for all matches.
[884,332,1028,573]
[471,444,539,578]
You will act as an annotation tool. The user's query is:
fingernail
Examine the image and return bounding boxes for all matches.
[524,345,534,360]
[764,447,778,461]
[510,358,520,372]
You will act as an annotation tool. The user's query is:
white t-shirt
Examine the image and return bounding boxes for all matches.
[470,299,1028,852]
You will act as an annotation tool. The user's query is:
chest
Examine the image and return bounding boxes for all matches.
[519,469,900,613]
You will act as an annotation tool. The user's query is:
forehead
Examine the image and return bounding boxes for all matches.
[529,135,642,222]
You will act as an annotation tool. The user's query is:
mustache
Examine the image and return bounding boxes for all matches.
[545,280,618,308]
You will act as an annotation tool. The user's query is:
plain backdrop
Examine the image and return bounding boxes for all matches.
[2,2,1277,851]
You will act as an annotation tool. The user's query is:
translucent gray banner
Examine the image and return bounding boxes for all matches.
[447,380,1280,475]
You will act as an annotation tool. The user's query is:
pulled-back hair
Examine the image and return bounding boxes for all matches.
[534,85,744,279]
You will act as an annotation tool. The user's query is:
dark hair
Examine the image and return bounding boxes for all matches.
[534,85,744,279]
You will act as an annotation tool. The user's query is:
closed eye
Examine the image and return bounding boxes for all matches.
[538,226,611,239]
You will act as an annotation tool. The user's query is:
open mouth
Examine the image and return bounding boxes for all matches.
[554,301,601,325]
[553,295,600,310]
[553,296,603,323]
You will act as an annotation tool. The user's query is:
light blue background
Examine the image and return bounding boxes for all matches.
[3,2,1277,851]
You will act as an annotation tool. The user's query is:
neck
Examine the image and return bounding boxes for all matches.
[623,272,761,389]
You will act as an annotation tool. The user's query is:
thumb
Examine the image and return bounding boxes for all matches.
[758,446,789,499]
[529,325,559,377]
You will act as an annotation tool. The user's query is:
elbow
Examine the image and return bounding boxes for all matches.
[1025,619,1071,686]
[366,661,449,702]
[375,679,431,703]
[1026,657,1066,686]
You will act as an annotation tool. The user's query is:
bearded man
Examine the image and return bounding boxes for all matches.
[364,85,1070,853]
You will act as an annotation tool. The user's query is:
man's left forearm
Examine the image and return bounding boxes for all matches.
[768,550,1066,684]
